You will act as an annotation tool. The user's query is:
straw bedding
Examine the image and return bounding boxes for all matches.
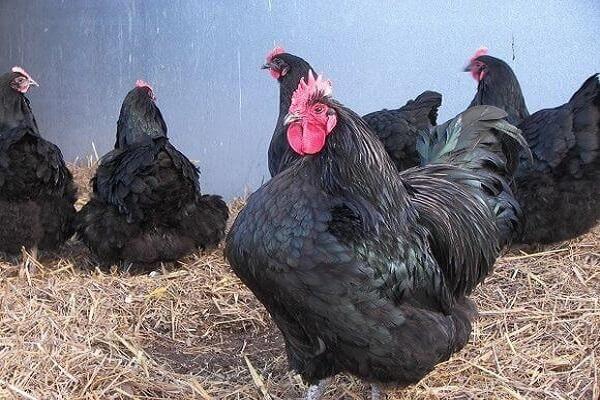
[0,163,598,399]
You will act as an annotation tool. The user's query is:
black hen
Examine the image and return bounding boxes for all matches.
[226,71,526,398]
[0,67,76,255]
[466,48,600,244]
[77,81,228,266]
[263,47,442,175]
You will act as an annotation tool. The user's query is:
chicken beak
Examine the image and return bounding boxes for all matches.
[29,78,39,87]
[261,62,272,70]
[463,64,472,72]
[284,112,301,126]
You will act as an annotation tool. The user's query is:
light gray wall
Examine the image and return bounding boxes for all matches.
[1,0,598,198]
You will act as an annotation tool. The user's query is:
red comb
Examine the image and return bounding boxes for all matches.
[266,46,285,63]
[11,66,32,81]
[471,46,489,61]
[135,79,156,100]
[135,79,153,90]
[290,70,332,111]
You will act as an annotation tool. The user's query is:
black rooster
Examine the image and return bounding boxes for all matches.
[0,66,77,256]
[226,71,527,399]
[466,48,600,245]
[263,47,441,175]
[77,81,228,267]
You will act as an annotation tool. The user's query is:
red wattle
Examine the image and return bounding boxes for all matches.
[287,123,305,155]
[287,122,327,155]
[270,69,281,80]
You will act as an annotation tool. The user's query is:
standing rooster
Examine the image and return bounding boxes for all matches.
[226,71,527,398]
[263,47,442,175]
[465,47,600,244]
[0,66,77,256]
[77,81,228,267]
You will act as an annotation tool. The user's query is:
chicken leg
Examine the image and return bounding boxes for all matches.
[304,379,329,400]
[22,244,38,273]
[371,384,383,400]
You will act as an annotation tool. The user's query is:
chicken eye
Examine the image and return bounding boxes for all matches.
[314,105,325,114]
[273,59,286,68]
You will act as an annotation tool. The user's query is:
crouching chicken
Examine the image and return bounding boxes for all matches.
[78,81,228,268]
[263,47,442,175]
[465,47,600,245]
[0,67,76,257]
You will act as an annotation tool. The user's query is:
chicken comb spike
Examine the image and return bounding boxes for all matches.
[135,79,153,90]
[135,79,156,100]
[266,46,285,63]
[11,66,32,81]
[471,46,489,60]
[290,70,333,111]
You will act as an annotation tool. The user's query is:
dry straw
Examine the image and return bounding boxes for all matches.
[0,164,598,399]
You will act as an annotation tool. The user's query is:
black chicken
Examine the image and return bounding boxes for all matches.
[263,47,442,175]
[77,81,228,267]
[466,48,600,245]
[226,71,527,399]
[0,66,77,256]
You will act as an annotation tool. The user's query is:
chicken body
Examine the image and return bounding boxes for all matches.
[0,69,76,254]
[227,72,526,395]
[77,83,228,267]
[467,53,600,244]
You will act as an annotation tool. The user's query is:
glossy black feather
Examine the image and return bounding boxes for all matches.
[0,71,76,254]
[362,90,442,170]
[78,86,228,266]
[267,53,442,175]
[226,91,524,387]
[469,55,600,244]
